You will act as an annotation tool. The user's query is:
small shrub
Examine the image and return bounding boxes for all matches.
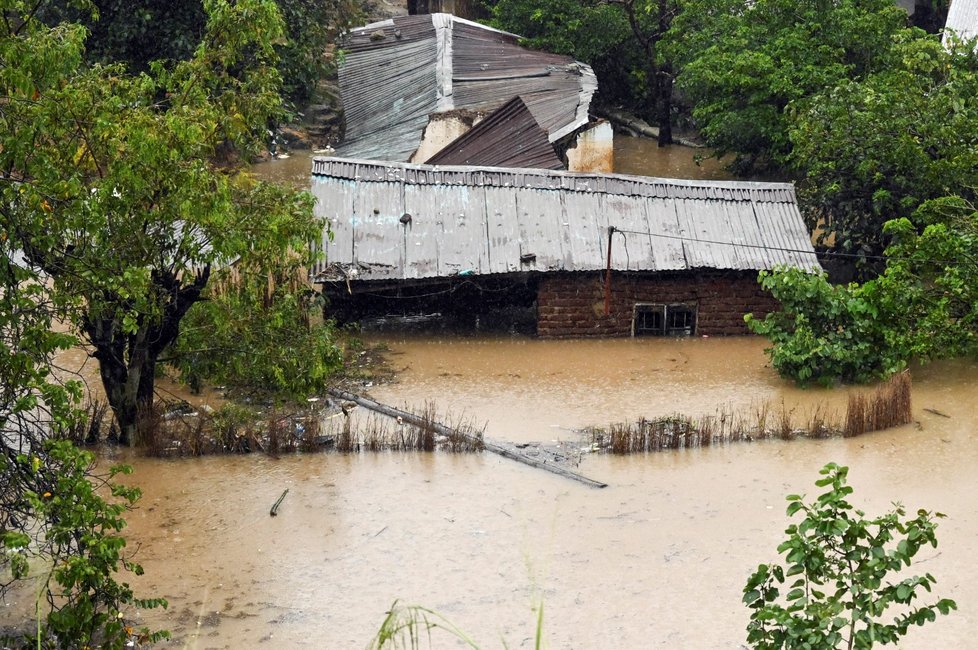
[744,463,956,649]
[2,440,168,648]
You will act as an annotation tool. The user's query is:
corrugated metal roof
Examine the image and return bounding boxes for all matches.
[336,13,597,161]
[311,158,822,281]
[944,0,978,45]
[425,96,564,169]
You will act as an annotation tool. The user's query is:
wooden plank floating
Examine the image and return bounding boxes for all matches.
[328,388,608,489]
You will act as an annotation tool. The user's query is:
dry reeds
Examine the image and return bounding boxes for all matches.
[139,398,484,458]
[843,371,912,437]
[593,371,914,455]
[326,402,483,454]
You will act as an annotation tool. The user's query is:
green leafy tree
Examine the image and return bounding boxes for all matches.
[488,0,631,62]
[611,0,680,145]
[273,0,363,107]
[169,251,344,400]
[41,0,362,107]
[745,463,956,649]
[672,0,908,172]
[3,443,169,648]
[877,197,978,362]
[1,202,165,646]
[748,197,978,385]
[1,0,325,443]
[488,0,678,141]
[745,268,905,384]
[789,34,978,257]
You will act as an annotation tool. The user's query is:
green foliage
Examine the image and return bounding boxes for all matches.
[745,268,905,384]
[673,0,908,172]
[43,0,361,107]
[273,0,363,107]
[368,601,482,649]
[171,247,345,401]
[790,35,978,255]
[488,0,659,118]
[489,0,631,62]
[744,463,956,649]
[0,257,166,645]
[7,442,168,648]
[749,198,978,384]
[2,0,328,441]
[368,599,545,650]
[878,197,978,361]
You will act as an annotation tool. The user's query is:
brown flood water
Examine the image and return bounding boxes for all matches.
[248,135,732,186]
[8,141,976,648]
[21,337,974,649]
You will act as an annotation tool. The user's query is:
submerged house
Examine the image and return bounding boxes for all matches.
[336,13,610,172]
[311,158,822,338]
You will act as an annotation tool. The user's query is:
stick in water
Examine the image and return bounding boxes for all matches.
[270,489,289,516]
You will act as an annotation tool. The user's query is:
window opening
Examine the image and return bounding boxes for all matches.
[633,303,696,337]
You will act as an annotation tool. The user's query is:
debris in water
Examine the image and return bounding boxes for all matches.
[269,489,289,517]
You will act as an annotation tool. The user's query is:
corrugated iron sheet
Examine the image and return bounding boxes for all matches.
[311,158,822,281]
[425,96,564,169]
[944,0,978,44]
[336,14,596,161]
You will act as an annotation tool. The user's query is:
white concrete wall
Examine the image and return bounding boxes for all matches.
[410,114,480,164]
[566,121,614,173]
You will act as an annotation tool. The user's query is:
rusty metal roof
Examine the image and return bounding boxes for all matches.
[336,14,597,162]
[310,158,821,282]
[425,96,563,169]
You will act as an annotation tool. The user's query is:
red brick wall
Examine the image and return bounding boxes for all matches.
[536,271,778,338]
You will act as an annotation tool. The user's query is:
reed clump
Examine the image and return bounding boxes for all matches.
[138,398,483,457]
[592,371,913,455]
[325,402,483,454]
[843,371,911,437]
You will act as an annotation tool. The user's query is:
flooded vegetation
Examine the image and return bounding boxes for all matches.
[9,2,974,647]
[10,336,963,648]
[105,397,485,458]
[6,142,964,648]
[590,371,912,453]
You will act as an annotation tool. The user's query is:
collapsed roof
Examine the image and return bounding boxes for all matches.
[336,13,597,162]
[424,96,564,169]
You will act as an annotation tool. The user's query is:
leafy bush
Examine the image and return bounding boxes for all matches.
[745,268,905,384]
[748,198,978,385]
[170,256,345,402]
[2,441,168,648]
[745,463,956,649]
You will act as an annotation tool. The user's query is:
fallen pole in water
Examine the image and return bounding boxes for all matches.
[328,389,608,489]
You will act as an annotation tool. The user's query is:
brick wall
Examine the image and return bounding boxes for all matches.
[536,271,778,338]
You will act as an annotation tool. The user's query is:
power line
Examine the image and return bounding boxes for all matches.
[612,227,945,265]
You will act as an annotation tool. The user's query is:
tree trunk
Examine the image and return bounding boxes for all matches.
[82,266,210,446]
[620,0,675,146]
[88,327,143,446]
[655,67,674,147]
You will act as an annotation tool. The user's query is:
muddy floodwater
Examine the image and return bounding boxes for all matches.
[49,337,974,649]
[249,135,730,186]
